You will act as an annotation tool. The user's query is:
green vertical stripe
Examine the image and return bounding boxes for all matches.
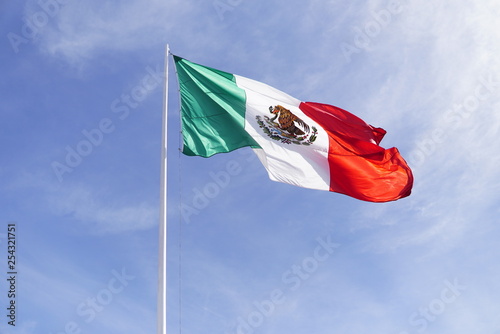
[173,56,259,157]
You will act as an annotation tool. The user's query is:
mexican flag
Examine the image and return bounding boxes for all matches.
[173,56,413,202]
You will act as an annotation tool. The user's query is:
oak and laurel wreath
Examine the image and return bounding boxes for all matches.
[256,115,318,145]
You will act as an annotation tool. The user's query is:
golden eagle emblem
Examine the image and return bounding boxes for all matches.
[256,105,318,145]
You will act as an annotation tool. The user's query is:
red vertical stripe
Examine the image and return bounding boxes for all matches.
[299,102,413,202]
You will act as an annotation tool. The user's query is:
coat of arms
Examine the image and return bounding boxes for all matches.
[256,105,318,145]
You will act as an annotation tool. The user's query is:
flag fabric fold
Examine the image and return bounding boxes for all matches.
[173,55,413,202]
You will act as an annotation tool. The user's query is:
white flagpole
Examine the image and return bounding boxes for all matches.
[157,44,169,334]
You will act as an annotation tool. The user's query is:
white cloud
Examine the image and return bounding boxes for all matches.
[10,169,157,234]
[332,0,500,258]
[28,0,191,66]
[46,184,157,234]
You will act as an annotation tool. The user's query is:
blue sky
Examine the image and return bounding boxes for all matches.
[1,0,500,333]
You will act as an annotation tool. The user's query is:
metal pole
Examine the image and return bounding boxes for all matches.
[157,44,169,334]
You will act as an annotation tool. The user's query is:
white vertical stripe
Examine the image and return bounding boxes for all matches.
[234,75,331,191]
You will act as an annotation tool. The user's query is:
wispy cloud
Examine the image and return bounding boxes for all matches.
[27,0,190,65]
[331,0,500,258]
[46,183,158,234]
[10,169,157,234]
